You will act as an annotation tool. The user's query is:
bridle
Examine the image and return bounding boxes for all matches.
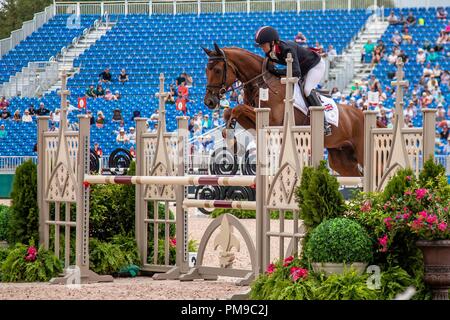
[206,49,268,100]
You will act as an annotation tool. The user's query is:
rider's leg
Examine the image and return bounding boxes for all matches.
[304,59,332,136]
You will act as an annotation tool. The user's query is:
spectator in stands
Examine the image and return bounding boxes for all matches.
[128,127,136,144]
[436,105,446,122]
[118,69,129,84]
[85,85,97,98]
[183,73,194,88]
[416,48,427,64]
[356,94,368,110]
[95,84,105,97]
[52,109,61,123]
[433,63,442,78]
[376,40,386,54]
[22,110,32,122]
[401,28,413,44]
[230,90,238,103]
[339,95,348,105]
[165,84,176,104]
[436,7,448,20]
[441,70,450,86]
[27,104,36,116]
[379,109,389,127]
[391,31,402,46]
[405,11,416,27]
[116,128,129,143]
[444,137,450,154]
[435,92,445,106]
[150,122,158,133]
[427,76,439,93]
[440,124,449,140]
[387,11,399,25]
[422,39,433,52]
[129,146,136,158]
[361,39,375,63]
[426,48,439,62]
[104,89,117,101]
[331,87,341,100]
[437,31,449,45]
[150,109,159,122]
[294,32,307,46]
[404,114,413,127]
[114,90,121,100]
[326,45,337,67]
[1,107,11,120]
[314,41,324,55]
[177,81,189,100]
[99,67,112,84]
[387,47,400,64]
[371,46,383,67]
[36,102,50,116]
[349,97,357,109]
[131,110,141,121]
[12,110,21,122]
[94,142,103,157]
[175,73,186,86]
[423,62,433,77]
[212,111,220,128]
[0,96,9,109]
[202,114,211,131]
[368,74,382,95]
[0,124,6,138]
[237,90,244,104]
[87,110,95,125]
[420,91,434,108]
[404,102,416,119]
[398,50,408,63]
[112,108,123,122]
[96,111,105,128]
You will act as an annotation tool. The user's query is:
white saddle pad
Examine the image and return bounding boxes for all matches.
[293,83,339,127]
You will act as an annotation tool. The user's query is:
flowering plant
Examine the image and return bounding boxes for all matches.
[265,255,309,282]
[24,246,37,262]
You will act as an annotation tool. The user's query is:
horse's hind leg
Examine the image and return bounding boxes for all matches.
[327,147,361,177]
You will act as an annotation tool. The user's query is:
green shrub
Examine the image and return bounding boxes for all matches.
[110,234,140,266]
[305,218,373,263]
[379,266,415,300]
[419,157,446,189]
[315,269,378,300]
[295,161,345,230]
[89,238,136,275]
[148,238,198,265]
[7,160,38,245]
[0,205,11,241]
[382,168,415,202]
[1,242,62,282]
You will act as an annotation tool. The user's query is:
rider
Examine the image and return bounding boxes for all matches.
[254,26,332,136]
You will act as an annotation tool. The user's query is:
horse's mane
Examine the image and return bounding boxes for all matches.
[221,47,264,65]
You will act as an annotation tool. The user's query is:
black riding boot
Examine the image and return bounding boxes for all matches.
[306,91,332,136]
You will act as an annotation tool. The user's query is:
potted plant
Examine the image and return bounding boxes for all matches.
[305,218,373,275]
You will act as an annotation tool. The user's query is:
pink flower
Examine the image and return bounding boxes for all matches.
[384,217,393,230]
[266,263,276,274]
[378,235,388,247]
[438,222,448,232]
[426,215,437,224]
[290,267,308,281]
[404,190,412,196]
[24,246,37,262]
[418,211,428,220]
[169,238,176,247]
[283,256,294,267]
[405,176,412,181]
[402,213,411,220]
[411,219,423,230]
[361,201,372,212]
[415,188,427,200]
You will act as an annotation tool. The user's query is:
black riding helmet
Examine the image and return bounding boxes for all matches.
[254,26,280,46]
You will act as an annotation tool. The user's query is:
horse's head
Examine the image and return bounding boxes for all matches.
[203,43,238,110]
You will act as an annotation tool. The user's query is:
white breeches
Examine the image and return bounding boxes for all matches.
[303,58,326,97]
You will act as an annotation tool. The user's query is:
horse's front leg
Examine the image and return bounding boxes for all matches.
[224,104,257,131]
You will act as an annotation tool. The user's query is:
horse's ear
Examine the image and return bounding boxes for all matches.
[202,47,213,56]
[213,42,223,56]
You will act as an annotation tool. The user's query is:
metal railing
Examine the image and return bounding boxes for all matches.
[0,157,38,173]
[54,1,396,16]
[0,5,55,58]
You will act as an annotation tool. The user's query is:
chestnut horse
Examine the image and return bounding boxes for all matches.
[203,44,366,177]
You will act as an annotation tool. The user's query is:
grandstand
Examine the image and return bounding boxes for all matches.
[0,1,448,168]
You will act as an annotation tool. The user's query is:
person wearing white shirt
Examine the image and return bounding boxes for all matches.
[22,110,33,122]
[128,127,136,144]
[416,48,427,64]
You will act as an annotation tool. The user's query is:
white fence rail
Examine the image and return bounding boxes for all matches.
[0,5,55,59]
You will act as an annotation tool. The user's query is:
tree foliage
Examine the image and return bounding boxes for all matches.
[0,0,53,40]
